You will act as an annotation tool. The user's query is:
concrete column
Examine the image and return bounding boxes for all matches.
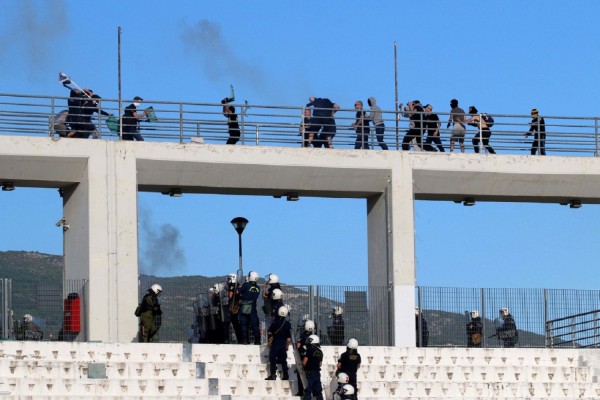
[390,156,416,347]
[63,141,139,342]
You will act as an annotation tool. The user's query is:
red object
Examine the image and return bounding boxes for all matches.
[63,293,81,333]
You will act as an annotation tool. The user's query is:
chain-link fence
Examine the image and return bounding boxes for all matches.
[0,278,86,341]
[4,276,600,347]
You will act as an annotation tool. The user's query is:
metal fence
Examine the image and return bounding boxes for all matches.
[417,286,600,348]
[0,278,87,341]
[3,275,600,347]
[2,93,600,156]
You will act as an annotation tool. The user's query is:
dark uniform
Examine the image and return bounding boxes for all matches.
[303,341,324,400]
[139,290,162,342]
[227,281,243,343]
[238,279,261,344]
[295,327,313,396]
[467,316,483,348]
[496,313,519,348]
[266,315,292,380]
[329,314,345,346]
[337,348,361,398]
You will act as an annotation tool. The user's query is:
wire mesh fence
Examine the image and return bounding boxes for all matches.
[0,278,86,341]
[2,92,600,156]
[3,275,600,347]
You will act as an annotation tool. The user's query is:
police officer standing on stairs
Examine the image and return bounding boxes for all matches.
[336,338,361,399]
[139,284,162,343]
[263,273,282,328]
[303,334,324,400]
[238,271,261,344]
[295,319,316,396]
[266,305,292,381]
[226,273,243,343]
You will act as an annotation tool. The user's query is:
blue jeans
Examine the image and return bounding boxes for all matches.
[239,308,260,344]
[303,370,323,400]
[375,123,388,150]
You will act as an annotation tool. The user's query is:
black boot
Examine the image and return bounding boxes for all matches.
[265,375,276,380]
[282,372,289,380]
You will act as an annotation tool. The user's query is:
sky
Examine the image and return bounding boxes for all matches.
[1,1,600,289]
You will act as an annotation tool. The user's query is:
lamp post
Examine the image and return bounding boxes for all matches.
[230,217,249,277]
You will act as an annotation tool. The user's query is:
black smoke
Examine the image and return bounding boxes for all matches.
[139,206,186,276]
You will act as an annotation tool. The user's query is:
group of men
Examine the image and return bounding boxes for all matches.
[55,79,147,140]
[301,97,389,151]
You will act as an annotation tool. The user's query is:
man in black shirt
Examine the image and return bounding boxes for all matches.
[336,338,361,399]
[302,334,324,400]
[525,108,546,155]
[423,104,444,152]
[122,96,147,141]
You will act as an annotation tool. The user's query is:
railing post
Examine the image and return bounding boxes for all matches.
[416,286,422,347]
[478,113,484,153]
[179,103,184,143]
[595,117,599,157]
[255,125,259,146]
[240,103,246,145]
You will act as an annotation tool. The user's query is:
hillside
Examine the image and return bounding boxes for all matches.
[1,251,549,346]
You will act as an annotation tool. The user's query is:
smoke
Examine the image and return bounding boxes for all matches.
[0,0,69,73]
[139,206,187,276]
[180,19,269,96]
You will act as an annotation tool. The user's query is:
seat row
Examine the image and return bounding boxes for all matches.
[0,377,294,397]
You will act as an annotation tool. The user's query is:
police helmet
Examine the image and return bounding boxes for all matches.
[306,334,320,345]
[248,271,259,282]
[304,320,315,332]
[337,372,349,384]
[347,338,359,350]
[23,314,33,323]
[333,306,343,315]
[500,307,509,316]
[272,288,283,300]
[267,273,279,284]
[278,305,289,318]
[470,310,480,319]
[150,284,162,295]
[342,384,355,396]
[213,283,223,293]
[227,274,237,284]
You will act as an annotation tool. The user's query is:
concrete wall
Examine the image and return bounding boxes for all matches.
[2,136,600,344]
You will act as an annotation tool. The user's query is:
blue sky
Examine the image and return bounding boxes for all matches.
[1,1,600,289]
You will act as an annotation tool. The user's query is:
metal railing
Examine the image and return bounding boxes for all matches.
[2,93,600,156]
[4,274,600,347]
[546,310,600,348]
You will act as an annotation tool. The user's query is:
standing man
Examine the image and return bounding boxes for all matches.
[265,305,292,381]
[495,307,519,348]
[402,101,425,151]
[367,97,388,150]
[466,310,483,348]
[525,108,546,155]
[447,99,466,152]
[423,104,445,152]
[263,273,282,328]
[295,319,315,397]
[122,96,147,141]
[226,273,243,343]
[238,271,261,344]
[336,338,361,399]
[302,334,324,400]
[223,104,241,145]
[139,284,162,343]
[305,97,338,148]
[352,101,370,149]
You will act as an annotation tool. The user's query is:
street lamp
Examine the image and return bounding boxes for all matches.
[230,217,249,274]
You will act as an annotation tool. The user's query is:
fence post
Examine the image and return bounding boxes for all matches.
[255,125,259,146]
[416,286,422,347]
[544,288,549,348]
[179,103,184,143]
